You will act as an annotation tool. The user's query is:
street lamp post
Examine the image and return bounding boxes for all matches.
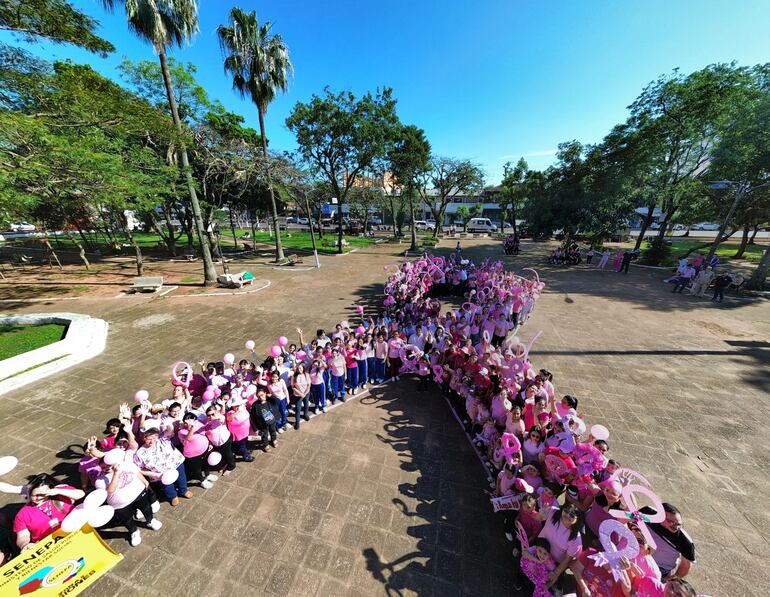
[303,192,320,268]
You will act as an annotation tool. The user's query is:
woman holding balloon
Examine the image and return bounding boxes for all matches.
[133,428,191,507]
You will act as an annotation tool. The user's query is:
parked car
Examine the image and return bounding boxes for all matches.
[693,222,720,231]
[9,222,36,232]
[413,220,428,231]
[466,218,498,233]
[369,216,383,225]
[297,217,309,225]
[425,219,437,230]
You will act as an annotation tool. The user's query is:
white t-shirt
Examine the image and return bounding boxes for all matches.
[94,454,145,509]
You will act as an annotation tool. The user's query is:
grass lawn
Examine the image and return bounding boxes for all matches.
[238,231,377,254]
[624,238,767,266]
[0,324,67,360]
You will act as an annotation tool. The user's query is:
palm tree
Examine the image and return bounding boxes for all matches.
[101,0,217,285]
[218,8,292,262]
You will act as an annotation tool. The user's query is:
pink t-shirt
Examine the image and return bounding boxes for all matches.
[497,471,516,495]
[375,341,388,359]
[538,507,583,562]
[94,456,145,509]
[203,419,231,447]
[310,366,325,385]
[226,408,251,441]
[267,379,289,401]
[329,355,346,377]
[13,486,77,542]
[388,338,404,358]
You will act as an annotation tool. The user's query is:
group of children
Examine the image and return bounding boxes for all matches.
[0,252,701,597]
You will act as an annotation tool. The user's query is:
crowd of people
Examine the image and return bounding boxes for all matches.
[668,254,744,302]
[0,252,702,596]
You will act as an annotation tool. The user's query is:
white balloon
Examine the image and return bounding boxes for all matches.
[84,488,107,509]
[160,469,179,485]
[60,505,89,533]
[0,456,18,477]
[87,505,115,528]
[207,452,222,466]
[102,449,124,466]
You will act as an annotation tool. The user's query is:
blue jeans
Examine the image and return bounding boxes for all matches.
[159,462,188,500]
[276,398,288,428]
[330,374,346,402]
[310,383,326,410]
[323,370,332,395]
[375,358,386,381]
[357,359,368,386]
[346,367,358,390]
[366,357,376,382]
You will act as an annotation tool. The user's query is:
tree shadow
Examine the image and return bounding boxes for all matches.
[359,382,521,596]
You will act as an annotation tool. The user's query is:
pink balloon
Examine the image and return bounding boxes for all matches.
[355,326,365,336]
[87,504,115,529]
[181,433,209,458]
[270,345,282,357]
[213,388,222,398]
[591,424,609,440]
[102,449,124,466]
[160,469,179,485]
[60,504,89,533]
[296,350,307,361]
[245,340,256,351]
[277,336,289,347]
[610,484,666,550]
[133,389,149,403]
[224,353,235,365]
[207,451,222,466]
[202,389,215,402]
[501,433,521,464]
[84,488,107,509]
[355,305,364,314]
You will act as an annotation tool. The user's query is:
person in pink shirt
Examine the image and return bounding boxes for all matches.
[267,370,290,431]
[13,474,84,550]
[203,405,236,474]
[226,397,254,461]
[374,333,388,382]
[387,335,404,381]
[291,363,311,428]
[344,341,359,395]
[309,358,327,413]
[328,347,347,403]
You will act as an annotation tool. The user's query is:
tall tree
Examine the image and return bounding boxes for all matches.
[218,7,293,262]
[388,125,431,251]
[418,157,484,238]
[287,87,400,253]
[101,0,217,285]
[0,0,114,55]
[499,158,529,238]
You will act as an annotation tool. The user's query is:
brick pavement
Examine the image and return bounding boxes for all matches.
[0,238,769,595]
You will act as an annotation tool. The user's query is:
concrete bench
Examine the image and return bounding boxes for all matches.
[183,249,196,262]
[131,276,164,293]
[217,271,255,289]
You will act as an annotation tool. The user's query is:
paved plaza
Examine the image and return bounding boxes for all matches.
[1,238,769,596]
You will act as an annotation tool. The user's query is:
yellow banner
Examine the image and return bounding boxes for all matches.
[0,526,122,597]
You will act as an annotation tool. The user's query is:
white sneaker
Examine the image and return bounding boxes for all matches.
[151,501,160,513]
[201,479,214,489]
[505,533,513,542]
[130,530,142,546]
[278,427,285,434]
[134,509,146,522]
[396,376,401,380]
[205,474,219,482]
[147,518,163,531]
[362,384,367,389]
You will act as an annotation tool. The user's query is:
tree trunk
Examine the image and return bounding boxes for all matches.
[229,208,238,250]
[390,196,398,237]
[250,208,257,250]
[511,200,518,238]
[733,223,751,258]
[747,242,770,290]
[42,237,64,270]
[408,187,418,252]
[634,204,655,250]
[337,201,345,254]
[749,224,760,245]
[63,234,89,270]
[122,225,143,277]
[158,48,216,285]
[256,108,284,262]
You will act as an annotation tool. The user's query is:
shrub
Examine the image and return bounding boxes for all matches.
[640,237,672,265]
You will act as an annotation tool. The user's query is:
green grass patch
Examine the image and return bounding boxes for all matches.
[0,324,67,360]
[242,231,376,254]
[180,275,202,284]
[623,239,767,267]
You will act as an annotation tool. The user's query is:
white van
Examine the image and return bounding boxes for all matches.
[466,218,498,233]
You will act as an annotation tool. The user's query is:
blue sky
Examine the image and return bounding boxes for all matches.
[3,0,770,184]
